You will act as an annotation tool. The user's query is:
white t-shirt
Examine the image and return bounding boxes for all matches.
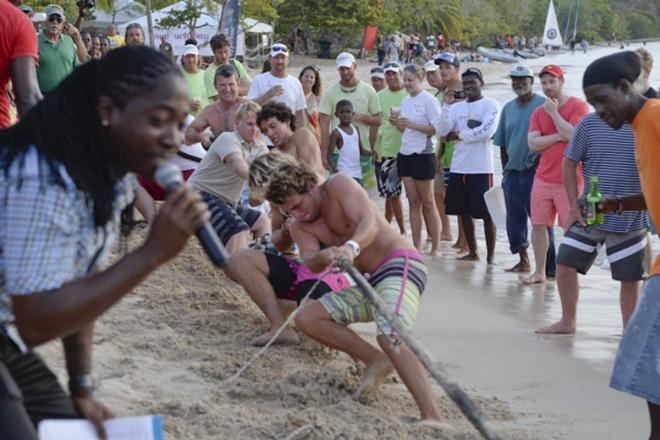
[399,90,441,156]
[247,72,306,113]
[169,115,206,171]
[437,96,501,174]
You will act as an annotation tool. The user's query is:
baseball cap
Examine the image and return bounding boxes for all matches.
[383,61,402,73]
[182,44,199,56]
[370,66,385,78]
[509,65,534,78]
[336,52,356,69]
[434,52,460,68]
[19,5,33,14]
[270,43,289,57]
[539,64,564,78]
[46,4,65,18]
[424,60,439,72]
[462,67,483,83]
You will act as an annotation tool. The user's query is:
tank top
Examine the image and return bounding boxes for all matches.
[336,125,362,179]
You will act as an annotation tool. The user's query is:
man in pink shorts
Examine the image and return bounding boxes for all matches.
[521,65,590,284]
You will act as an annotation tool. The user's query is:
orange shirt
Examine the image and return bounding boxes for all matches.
[632,99,660,275]
[529,96,590,184]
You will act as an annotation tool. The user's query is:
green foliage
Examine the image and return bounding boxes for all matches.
[377,0,462,39]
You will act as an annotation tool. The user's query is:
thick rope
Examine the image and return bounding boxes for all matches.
[335,258,503,440]
[221,275,327,385]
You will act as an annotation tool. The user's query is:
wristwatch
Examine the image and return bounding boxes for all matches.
[345,240,361,257]
[68,374,95,394]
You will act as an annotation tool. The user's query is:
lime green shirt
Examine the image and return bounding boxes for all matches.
[182,69,209,116]
[432,88,455,168]
[319,80,381,151]
[37,32,78,94]
[204,59,251,100]
[376,88,407,158]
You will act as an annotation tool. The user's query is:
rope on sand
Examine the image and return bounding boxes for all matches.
[221,276,327,385]
[335,258,503,440]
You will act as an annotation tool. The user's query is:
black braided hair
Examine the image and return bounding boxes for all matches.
[0,45,182,228]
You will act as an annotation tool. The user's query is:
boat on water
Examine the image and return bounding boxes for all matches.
[477,47,518,63]
[503,48,539,59]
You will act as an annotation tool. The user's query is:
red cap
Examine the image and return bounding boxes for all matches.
[539,64,564,78]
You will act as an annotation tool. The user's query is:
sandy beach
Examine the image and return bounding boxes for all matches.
[37,44,660,439]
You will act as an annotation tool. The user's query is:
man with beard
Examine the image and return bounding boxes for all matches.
[36,5,87,94]
[319,52,380,178]
[521,65,589,284]
[494,65,556,275]
[437,68,500,263]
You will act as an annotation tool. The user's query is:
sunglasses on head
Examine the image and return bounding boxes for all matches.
[271,46,288,53]
[48,15,63,23]
[383,62,400,69]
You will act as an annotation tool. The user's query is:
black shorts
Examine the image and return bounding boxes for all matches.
[202,192,261,245]
[264,253,332,304]
[445,173,492,219]
[396,153,436,181]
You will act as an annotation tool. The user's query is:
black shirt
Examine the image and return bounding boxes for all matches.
[644,87,658,99]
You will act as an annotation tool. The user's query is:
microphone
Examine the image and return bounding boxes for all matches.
[154,163,230,268]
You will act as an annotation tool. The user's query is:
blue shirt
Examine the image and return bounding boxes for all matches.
[565,113,648,233]
[0,147,136,324]
[493,94,545,176]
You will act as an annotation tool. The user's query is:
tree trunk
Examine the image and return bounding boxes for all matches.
[145,0,155,47]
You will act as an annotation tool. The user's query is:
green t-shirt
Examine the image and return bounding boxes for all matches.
[37,32,78,94]
[182,69,209,116]
[432,88,455,168]
[204,59,251,100]
[319,80,381,151]
[376,88,407,158]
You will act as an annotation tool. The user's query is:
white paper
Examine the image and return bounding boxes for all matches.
[39,415,162,440]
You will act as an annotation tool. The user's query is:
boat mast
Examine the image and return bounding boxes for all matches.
[572,0,580,41]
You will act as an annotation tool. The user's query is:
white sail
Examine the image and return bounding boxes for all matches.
[542,0,564,47]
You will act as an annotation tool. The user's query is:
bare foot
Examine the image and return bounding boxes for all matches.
[520,273,546,285]
[535,320,576,334]
[352,356,393,399]
[410,419,454,432]
[429,248,443,258]
[456,253,479,261]
[505,262,531,273]
[487,254,494,265]
[251,327,299,346]
[451,241,462,249]
[441,233,453,242]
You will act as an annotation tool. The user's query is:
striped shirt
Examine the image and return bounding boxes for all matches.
[0,147,136,324]
[565,113,648,233]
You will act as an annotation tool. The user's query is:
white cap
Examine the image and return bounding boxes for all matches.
[336,52,356,69]
[182,44,199,56]
[424,60,439,72]
[270,43,289,57]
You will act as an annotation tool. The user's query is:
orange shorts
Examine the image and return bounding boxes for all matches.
[530,179,582,229]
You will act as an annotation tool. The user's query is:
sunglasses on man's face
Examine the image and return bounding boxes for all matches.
[48,15,63,23]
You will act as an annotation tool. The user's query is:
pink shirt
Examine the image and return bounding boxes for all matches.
[529,96,590,184]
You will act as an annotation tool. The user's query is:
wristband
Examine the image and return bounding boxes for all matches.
[68,374,95,394]
[345,240,361,257]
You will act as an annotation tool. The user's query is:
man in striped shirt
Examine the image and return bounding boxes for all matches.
[536,113,649,334]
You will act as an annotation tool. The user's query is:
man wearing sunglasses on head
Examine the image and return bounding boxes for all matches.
[37,5,87,94]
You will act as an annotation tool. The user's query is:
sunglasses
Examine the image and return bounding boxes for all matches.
[48,15,63,23]
[383,62,401,69]
[271,46,288,53]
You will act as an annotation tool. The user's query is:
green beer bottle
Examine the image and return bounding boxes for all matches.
[586,176,604,225]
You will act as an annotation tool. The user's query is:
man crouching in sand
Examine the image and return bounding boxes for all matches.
[256,157,447,426]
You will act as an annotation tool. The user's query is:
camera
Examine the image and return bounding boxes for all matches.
[76,0,95,10]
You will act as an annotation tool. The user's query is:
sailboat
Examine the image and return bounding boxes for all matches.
[542,0,564,50]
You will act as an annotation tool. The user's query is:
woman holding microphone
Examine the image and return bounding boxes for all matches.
[394,64,443,256]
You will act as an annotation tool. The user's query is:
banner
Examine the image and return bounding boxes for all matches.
[362,26,377,50]
[219,0,241,57]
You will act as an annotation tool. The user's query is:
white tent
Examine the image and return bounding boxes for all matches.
[117,2,272,56]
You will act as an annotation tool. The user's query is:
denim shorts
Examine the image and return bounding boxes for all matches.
[610,275,660,405]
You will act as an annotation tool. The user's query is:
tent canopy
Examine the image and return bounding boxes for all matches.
[117,2,272,56]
